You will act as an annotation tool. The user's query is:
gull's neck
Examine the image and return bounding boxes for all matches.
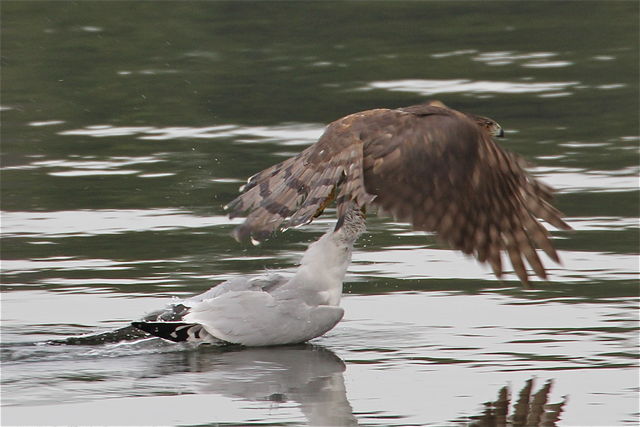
[293,230,355,306]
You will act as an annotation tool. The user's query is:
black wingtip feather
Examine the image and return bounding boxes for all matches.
[132,321,195,342]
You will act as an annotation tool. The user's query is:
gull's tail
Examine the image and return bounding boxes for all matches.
[132,321,207,343]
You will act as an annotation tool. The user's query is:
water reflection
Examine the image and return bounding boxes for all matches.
[6,328,573,427]
[351,247,638,283]
[533,166,639,193]
[5,340,358,426]
[58,122,324,145]
[9,317,574,427]
[461,379,567,426]
[140,348,567,427]
[471,51,570,68]
[361,79,580,96]
[1,209,242,238]
[171,345,358,426]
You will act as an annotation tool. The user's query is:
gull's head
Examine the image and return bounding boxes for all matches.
[333,203,366,244]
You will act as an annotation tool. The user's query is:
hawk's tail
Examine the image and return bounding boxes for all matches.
[132,321,208,343]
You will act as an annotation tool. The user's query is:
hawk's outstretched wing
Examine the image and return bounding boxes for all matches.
[226,102,571,285]
[226,113,376,241]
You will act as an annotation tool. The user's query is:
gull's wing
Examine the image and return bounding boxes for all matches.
[185,292,344,346]
[182,273,288,306]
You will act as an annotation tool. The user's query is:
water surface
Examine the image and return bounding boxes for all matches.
[2,2,638,426]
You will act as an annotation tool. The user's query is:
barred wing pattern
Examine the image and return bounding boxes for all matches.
[226,104,571,285]
[227,114,375,241]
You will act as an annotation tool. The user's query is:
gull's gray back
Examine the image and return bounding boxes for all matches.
[183,273,289,306]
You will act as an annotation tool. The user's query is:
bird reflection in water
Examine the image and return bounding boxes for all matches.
[49,332,358,425]
[461,378,567,427]
[50,329,569,427]
[154,344,359,427]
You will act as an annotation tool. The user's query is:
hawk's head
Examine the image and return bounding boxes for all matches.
[426,100,504,138]
[471,114,504,138]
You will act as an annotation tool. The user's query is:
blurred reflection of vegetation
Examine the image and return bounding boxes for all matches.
[3,1,637,126]
[2,0,637,217]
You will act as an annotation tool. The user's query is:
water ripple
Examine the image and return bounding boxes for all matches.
[1,209,242,238]
[522,61,574,68]
[351,248,637,283]
[1,257,179,275]
[2,156,166,177]
[361,79,580,97]
[58,123,324,145]
[532,166,640,193]
[471,51,575,69]
[28,120,65,127]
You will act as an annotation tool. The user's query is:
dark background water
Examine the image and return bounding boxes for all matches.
[2,2,638,425]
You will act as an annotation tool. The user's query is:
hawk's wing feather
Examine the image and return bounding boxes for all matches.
[286,165,341,228]
[228,121,372,241]
[357,108,569,285]
[227,105,571,285]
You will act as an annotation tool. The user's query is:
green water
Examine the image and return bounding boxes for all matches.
[2,2,638,425]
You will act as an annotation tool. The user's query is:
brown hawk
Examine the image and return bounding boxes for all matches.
[225,100,572,286]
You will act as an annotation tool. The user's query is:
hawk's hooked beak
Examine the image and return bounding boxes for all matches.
[488,123,504,138]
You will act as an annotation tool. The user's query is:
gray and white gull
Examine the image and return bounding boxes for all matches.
[132,205,365,346]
